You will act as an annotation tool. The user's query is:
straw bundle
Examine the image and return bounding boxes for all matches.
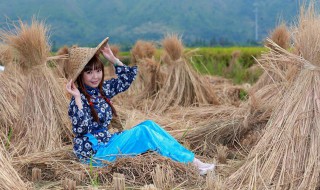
[14,66,72,154]
[265,23,291,50]
[162,34,183,62]
[226,6,320,188]
[150,35,219,112]
[251,23,297,93]
[130,58,166,104]
[129,41,161,97]
[184,102,268,156]
[0,19,50,70]
[131,40,156,64]
[55,45,69,78]
[0,66,24,134]
[0,141,28,190]
[0,19,72,154]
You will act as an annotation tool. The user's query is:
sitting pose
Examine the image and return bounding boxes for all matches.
[66,37,215,175]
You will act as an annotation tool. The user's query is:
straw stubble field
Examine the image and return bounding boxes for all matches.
[1,3,320,190]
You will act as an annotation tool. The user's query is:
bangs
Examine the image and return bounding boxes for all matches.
[83,55,103,72]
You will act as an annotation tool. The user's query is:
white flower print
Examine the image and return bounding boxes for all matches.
[84,142,91,149]
[77,127,83,133]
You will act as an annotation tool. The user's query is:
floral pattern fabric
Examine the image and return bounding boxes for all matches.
[68,65,138,161]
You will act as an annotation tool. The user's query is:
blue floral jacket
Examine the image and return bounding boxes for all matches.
[68,65,138,161]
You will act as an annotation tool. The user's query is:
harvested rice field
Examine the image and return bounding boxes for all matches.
[1,4,320,190]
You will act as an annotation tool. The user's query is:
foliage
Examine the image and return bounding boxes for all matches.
[190,47,266,84]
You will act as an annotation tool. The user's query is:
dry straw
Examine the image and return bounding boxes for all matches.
[0,66,24,134]
[128,40,165,102]
[131,57,166,103]
[265,22,291,50]
[13,147,203,188]
[226,4,320,189]
[0,140,28,190]
[252,22,297,93]
[0,19,72,155]
[151,164,174,189]
[0,19,50,70]
[150,34,219,112]
[130,40,156,64]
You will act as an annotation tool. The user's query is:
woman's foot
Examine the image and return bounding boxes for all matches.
[193,158,215,175]
[198,163,215,175]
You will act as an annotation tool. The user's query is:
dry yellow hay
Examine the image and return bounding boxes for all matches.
[0,66,24,134]
[13,146,203,189]
[13,66,72,154]
[252,22,295,95]
[147,35,219,112]
[55,45,69,78]
[0,19,72,155]
[151,164,174,189]
[129,58,166,103]
[0,141,28,190]
[0,19,50,69]
[0,44,12,66]
[162,34,183,62]
[226,5,320,188]
[265,23,291,50]
[131,40,156,64]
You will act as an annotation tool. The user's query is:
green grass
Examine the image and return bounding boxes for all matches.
[189,46,266,84]
[108,46,266,84]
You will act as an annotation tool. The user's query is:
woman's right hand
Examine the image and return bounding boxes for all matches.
[66,79,80,98]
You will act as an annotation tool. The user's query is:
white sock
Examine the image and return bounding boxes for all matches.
[193,158,215,169]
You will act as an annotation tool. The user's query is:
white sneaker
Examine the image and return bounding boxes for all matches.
[199,164,215,175]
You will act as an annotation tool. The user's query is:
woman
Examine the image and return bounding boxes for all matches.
[66,37,215,175]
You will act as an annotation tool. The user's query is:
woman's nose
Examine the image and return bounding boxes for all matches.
[92,71,98,78]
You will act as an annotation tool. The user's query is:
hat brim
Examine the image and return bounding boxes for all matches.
[69,37,109,82]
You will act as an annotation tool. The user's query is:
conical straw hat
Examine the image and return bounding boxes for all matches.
[67,37,109,81]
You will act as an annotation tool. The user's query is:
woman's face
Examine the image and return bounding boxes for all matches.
[82,67,103,88]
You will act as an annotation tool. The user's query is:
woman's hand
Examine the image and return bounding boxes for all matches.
[66,80,83,109]
[66,79,80,98]
[101,43,117,63]
[101,43,124,66]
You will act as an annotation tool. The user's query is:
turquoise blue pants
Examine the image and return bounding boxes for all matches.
[86,120,194,166]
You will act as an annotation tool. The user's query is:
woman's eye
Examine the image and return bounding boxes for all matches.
[97,69,102,72]
[86,71,92,74]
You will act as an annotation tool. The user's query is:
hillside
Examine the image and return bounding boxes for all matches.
[0,0,303,50]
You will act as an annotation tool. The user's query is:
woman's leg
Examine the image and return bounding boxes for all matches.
[93,120,194,163]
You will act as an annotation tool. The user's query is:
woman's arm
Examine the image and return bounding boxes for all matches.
[100,41,138,98]
[66,80,97,135]
[102,65,137,98]
[66,79,83,109]
[68,96,97,135]
[100,43,123,67]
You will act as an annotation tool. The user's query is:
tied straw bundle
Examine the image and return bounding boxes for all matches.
[151,35,219,112]
[251,22,298,94]
[0,19,72,155]
[128,41,166,101]
[226,4,320,189]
